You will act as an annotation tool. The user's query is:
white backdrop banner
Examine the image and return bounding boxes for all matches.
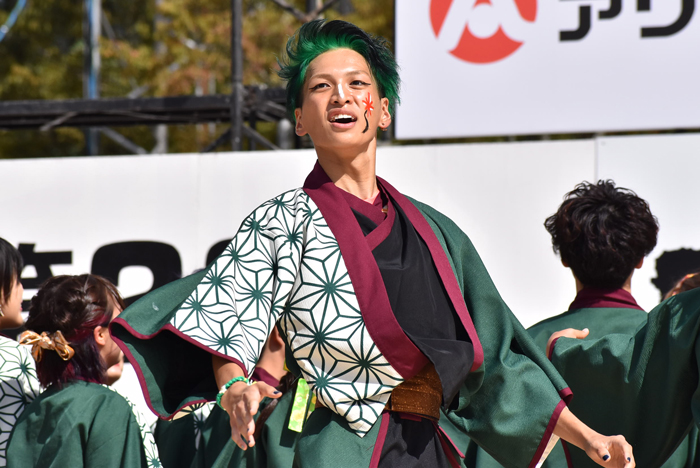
[395,0,700,139]
[2,135,699,331]
[597,133,700,311]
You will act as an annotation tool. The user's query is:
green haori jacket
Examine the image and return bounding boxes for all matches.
[111,167,573,468]
[468,288,700,468]
[7,380,161,468]
[549,288,700,468]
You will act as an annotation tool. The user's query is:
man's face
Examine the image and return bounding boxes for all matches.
[294,48,391,153]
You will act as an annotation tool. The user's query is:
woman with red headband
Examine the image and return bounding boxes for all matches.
[8,274,161,468]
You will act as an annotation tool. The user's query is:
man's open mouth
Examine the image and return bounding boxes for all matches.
[330,114,357,124]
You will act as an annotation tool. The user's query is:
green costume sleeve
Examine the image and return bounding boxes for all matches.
[191,393,297,468]
[154,411,199,468]
[110,270,220,417]
[7,382,151,468]
[412,200,570,468]
[550,288,700,467]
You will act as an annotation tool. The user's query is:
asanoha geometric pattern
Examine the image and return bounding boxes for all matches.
[170,189,404,436]
[108,385,162,468]
[0,338,40,468]
[177,402,213,450]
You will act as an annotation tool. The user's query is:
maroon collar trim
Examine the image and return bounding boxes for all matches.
[339,183,396,251]
[376,177,484,372]
[303,162,428,379]
[365,198,395,252]
[568,288,643,311]
[340,188,387,226]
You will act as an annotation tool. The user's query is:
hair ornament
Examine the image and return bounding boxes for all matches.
[668,272,700,298]
[19,330,75,362]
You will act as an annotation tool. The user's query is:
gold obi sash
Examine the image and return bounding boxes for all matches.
[315,363,443,421]
[385,363,442,421]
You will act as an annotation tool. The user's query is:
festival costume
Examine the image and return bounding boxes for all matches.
[0,336,40,467]
[7,380,161,468]
[111,162,573,468]
[153,367,292,468]
[470,288,700,467]
[547,288,700,468]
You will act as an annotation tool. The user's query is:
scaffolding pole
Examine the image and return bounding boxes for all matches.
[83,0,101,155]
[231,0,243,151]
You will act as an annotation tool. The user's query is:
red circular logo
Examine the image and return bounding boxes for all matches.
[430,0,537,64]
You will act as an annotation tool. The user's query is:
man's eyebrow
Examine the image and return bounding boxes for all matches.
[307,70,371,80]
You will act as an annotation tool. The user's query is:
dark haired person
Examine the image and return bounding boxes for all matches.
[520,181,698,468]
[7,275,161,468]
[0,238,40,467]
[531,179,659,354]
[112,20,634,467]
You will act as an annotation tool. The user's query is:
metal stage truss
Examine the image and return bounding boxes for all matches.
[0,88,286,131]
[0,0,344,153]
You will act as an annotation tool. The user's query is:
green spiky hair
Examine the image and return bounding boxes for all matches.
[278,19,400,122]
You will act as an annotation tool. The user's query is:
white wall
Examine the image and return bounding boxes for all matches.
[2,134,698,328]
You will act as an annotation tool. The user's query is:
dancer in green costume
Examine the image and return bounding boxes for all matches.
[111,20,634,468]
[550,287,700,467]
[542,183,700,468]
[8,275,160,468]
[468,180,699,467]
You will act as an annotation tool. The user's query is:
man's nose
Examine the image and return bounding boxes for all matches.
[332,83,351,104]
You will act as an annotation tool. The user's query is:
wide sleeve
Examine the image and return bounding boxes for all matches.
[111,192,307,418]
[413,200,570,468]
[550,288,700,468]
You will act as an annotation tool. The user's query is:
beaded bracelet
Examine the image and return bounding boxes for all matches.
[216,376,253,409]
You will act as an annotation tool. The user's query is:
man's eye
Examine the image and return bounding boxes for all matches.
[310,83,329,90]
[351,80,370,86]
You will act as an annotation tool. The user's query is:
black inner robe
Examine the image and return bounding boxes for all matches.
[343,188,475,468]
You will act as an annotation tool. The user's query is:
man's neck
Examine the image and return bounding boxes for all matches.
[575,275,633,293]
[315,143,378,200]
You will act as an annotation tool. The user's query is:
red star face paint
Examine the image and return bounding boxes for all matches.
[362,92,374,133]
[363,93,374,116]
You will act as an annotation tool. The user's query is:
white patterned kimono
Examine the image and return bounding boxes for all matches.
[0,336,40,467]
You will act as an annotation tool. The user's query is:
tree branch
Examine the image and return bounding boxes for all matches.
[268,0,308,22]
[269,0,342,22]
[310,0,341,19]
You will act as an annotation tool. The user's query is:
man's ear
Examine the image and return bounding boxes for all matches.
[94,326,107,347]
[379,97,392,130]
[561,258,569,268]
[635,258,644,269]
[294,108,307,136]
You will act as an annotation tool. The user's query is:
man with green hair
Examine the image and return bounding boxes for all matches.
[112,20,634,468]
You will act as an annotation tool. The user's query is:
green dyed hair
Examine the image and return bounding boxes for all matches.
[278,19,400,122]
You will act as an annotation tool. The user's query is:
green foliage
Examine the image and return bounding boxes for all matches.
[0,0,395,158]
